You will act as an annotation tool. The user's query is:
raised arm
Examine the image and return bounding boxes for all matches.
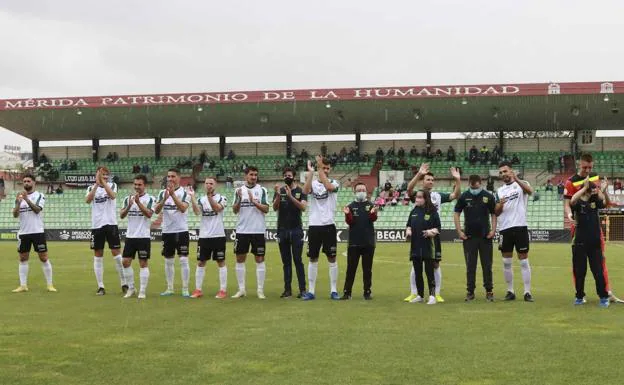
[154,190,168,214]
[513,173,533,196]
[272,184,281,211]
[316,156,337,192]
[302,161,314,195]
[22,193,42,214]
[407,163,429,197]
[85,184,97,204]
[135,195,154,218]
[570,179,588,206]
[120,196,132,219]
[449,167,462,200]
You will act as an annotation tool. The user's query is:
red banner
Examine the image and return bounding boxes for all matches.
[1,81,621,111]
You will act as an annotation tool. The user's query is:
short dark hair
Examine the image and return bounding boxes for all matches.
[424,172,435,178]
[22,173,35,182]
[498,161,513,169]
[282,167,296,177]
[353,182,367,191]
[580,153,593,163]
[134,174,148,184]
[245,166,259,174]
[168,168,180,175]
[468,175,481,184]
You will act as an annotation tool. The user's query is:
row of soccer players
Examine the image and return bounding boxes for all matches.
[11,154,616,305]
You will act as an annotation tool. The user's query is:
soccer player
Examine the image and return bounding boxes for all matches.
[190,177,228,299]
[563,152,621,303]
[404,163,461,303]
[406,190,441,305]
[301,155,341,301]
[273,167,308,298]
[569,179,609,307]
[85,166,126,295]
[341,182,377,300]
[454,175,497,302]
[119,175,154,299]
[494,161,534,302]
[154,168,191,297]
[12,174,55,293]
[232,166,269,299]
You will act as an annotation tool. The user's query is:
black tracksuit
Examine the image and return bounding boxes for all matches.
[454,190,496,294]
[343,200,377,295]
[406,206,441,297]
[571,195,608,300]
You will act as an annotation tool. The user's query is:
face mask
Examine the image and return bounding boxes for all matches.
[284,177,294,185]
[355,191,367,201]
[469,187,483,195]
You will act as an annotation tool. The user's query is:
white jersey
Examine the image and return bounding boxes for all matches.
[86,182,118,229]
[18,191,45,235]
[235,184,268,234]
[496,181,530,231]
[198,193,227,238]
[123,193,155,239]
[308,179,340,226]
[157,187,191,234]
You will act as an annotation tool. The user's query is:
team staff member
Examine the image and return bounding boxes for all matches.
[406,190,441,305]
[569,179,609,307]
[273,167,307,299]
[563,152,621,303]
[494,161,534,302]
[12,174,56,293]
[341,182,377,300]
[454,175,496,302]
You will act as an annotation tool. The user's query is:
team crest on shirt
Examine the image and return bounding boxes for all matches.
[295,193,301,199]
[591,202,596,209]
[424,214,430,220]
[366,205,371,211]
[482,197,489,203]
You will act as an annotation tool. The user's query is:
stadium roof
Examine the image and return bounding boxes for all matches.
[0,81,622,141]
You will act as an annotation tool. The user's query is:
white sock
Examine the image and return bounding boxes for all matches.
[124,266,135,290]
[236,262,246,292]
[218,266,227,291]
[19,261,29,286]
[256,262,266,292]
[329,261,338,293]
[410,266,417,295]
[139,267,150,293]
[520,259,532,294]
[93,256,104,288]
[434,266,442,295]
[195,266,205,291]
[503,257,514,293]
[180,257,190,291]
[164,258,175,291]
[41,260,53,285]
[308,261,319,295]
[113,255,126,286]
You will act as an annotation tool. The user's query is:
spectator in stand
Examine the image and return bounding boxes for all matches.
[320,142,328,156]
[398,157,408,170]
[383,180,392,192]
[512,154,520,164]
[374,192,385,210]
[113,152,119,161]
[614,178,623,193]
[207,160,215,170]
[486,175,495,192]
[398,147,406,158]
[545,179,554,192]
[300,148,309,159]
[446,146,456,162]
[39,153,48,164]
[339,147,347,158]
[141,164,150,174]
[47,184,54,194]
[558,151,565,173]
[533,189,540,202]
[469,145,478,165]
[227,149,236,160]
[199,150,208,165]
[387,147,395,157]
[60,161,68,171]
[557,180,565,200]
[105,152,114,162]
[389,188,400,206]
[274,160,282,172]
[132,164,140,173]
[217,167,225,177]
[435,149,443,159]
[69,160,77,170]
[410,145,418,157]
[492,145,500,157]
[55,185,64,195]
[388,158,398,170]
[480,146,489,164]
[420,148,428,158]
[375,147,384,161]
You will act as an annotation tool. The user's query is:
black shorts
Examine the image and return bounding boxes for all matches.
[307,224,337,259]
[198,237,227,261]
[499,226,530,253]
[161,231,190,257]
[18,233,47,254]
[91,225,121,250]
[123,238,151,259]
[234,233,265,256]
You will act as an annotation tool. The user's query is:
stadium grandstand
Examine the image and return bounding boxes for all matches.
[0,81,623,241]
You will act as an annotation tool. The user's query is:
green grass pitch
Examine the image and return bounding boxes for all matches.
[1,241,623,385]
